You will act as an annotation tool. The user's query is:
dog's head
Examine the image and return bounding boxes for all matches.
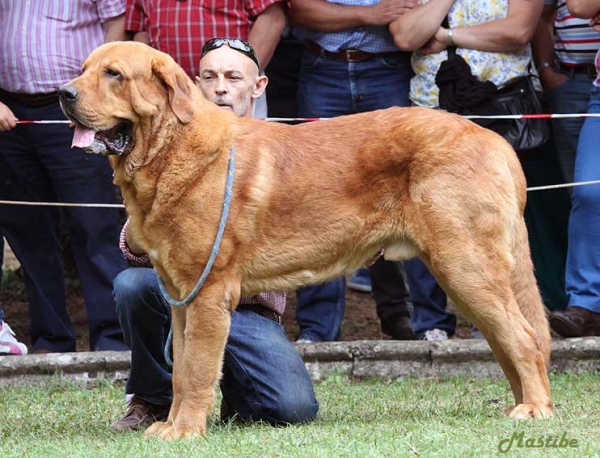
[59,41,194,157]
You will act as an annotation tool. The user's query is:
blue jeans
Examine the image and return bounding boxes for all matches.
[565,85,600,313]
[295,49,415,341]
[546,72,596,188]
[405,258,455,337]
[0,97,127,352]
[113,267,319,424]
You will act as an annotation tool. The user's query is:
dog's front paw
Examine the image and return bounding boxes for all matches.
[508,403,554,420]
[157,424,206,441]
[143,420,171,438]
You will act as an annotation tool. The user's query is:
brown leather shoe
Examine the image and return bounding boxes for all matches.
[110,396,170,432]
[549,306,600,338]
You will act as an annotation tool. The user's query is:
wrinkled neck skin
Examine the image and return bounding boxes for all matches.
[112,91,236,259]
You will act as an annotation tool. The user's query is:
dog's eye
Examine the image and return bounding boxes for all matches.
[105,68,122,79]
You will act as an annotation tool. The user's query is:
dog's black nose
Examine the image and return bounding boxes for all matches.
[58,85,79,103]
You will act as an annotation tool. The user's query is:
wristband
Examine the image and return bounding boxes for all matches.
[447,28,455,46]
[537,62,552,74]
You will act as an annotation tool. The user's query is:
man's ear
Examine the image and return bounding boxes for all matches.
[151,58,194,124]
[251,75,269,100]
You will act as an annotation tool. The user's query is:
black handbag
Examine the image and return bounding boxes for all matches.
[435,45,550,153]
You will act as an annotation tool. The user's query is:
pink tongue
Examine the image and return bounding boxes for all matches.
[72,126,96,148]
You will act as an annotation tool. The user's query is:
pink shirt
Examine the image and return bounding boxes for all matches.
[0,0,125,94]
[595,50,600,87]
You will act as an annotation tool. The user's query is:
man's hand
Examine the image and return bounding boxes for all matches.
[368,0,418,26]
[0,102,18,131]
[591,14,600,32]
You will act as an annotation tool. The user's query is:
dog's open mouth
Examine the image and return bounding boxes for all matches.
[71,120,133,156]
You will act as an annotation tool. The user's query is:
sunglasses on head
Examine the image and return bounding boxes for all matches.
[201,38,260,71]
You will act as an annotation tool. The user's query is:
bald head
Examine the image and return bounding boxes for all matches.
[196,44,268,118]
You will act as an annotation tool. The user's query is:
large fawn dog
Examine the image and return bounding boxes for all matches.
[59,42,553,440]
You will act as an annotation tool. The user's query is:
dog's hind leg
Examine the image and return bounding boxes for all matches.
[422,229,553,420]
[455,310,523,407]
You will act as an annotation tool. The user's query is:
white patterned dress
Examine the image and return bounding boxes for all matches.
[410,0,532,108]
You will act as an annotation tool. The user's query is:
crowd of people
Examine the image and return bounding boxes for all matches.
[0,0,600,429]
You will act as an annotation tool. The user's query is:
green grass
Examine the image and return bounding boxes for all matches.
[1,373,599,457]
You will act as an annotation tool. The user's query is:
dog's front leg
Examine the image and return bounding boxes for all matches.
[145,280,235,440]
[144,305,187,437]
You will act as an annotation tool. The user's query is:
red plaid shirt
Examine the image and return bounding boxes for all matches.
[126,0,283,78]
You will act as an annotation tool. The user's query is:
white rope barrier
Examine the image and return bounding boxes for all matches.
[526,180,600,192]
[0,200,125,208]
[6,113,600,207]
[1,180,599,208]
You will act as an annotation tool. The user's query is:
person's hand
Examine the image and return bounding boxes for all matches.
[0,102,18,131]
[539,67,568,91]
[418,27,449,55]
[368,0,418,26]
[590,13,600,32]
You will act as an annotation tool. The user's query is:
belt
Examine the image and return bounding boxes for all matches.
[237,303,282,324]
[306,42,404,63]
[557,62,597,78]
[0,88,59,107]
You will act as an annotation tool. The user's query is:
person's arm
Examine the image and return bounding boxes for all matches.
[429,0,544,53]
[388,0,454,51]
[531,5,567,91]
[133,31,150,44]
[103,13,127,42]
[125,0,148,43]
[566,0,600,18]
[247,2,286,70]
[119,220,153,267]
[289,0,417,31]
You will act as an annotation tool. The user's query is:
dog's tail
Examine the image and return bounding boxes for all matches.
[510,216,552,368]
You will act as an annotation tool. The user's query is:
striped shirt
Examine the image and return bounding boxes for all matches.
[0,0,125,94]
[544,0,600,65]
[126,0,283,78]
[292,0,400,53]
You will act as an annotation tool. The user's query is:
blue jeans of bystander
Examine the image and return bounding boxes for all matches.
[565,85,600,313]
[546,72,596,188]
[295,50,416,341]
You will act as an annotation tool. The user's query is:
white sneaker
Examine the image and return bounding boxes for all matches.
[295,339,316,344]
[422,328,449,341]
[0,320,28,355]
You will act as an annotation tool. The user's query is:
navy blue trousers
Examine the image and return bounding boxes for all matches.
[0,97,127,352]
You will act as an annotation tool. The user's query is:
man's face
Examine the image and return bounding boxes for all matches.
[197,45,264,118]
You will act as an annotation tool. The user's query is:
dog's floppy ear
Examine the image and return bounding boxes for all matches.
[152,58,194,124]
